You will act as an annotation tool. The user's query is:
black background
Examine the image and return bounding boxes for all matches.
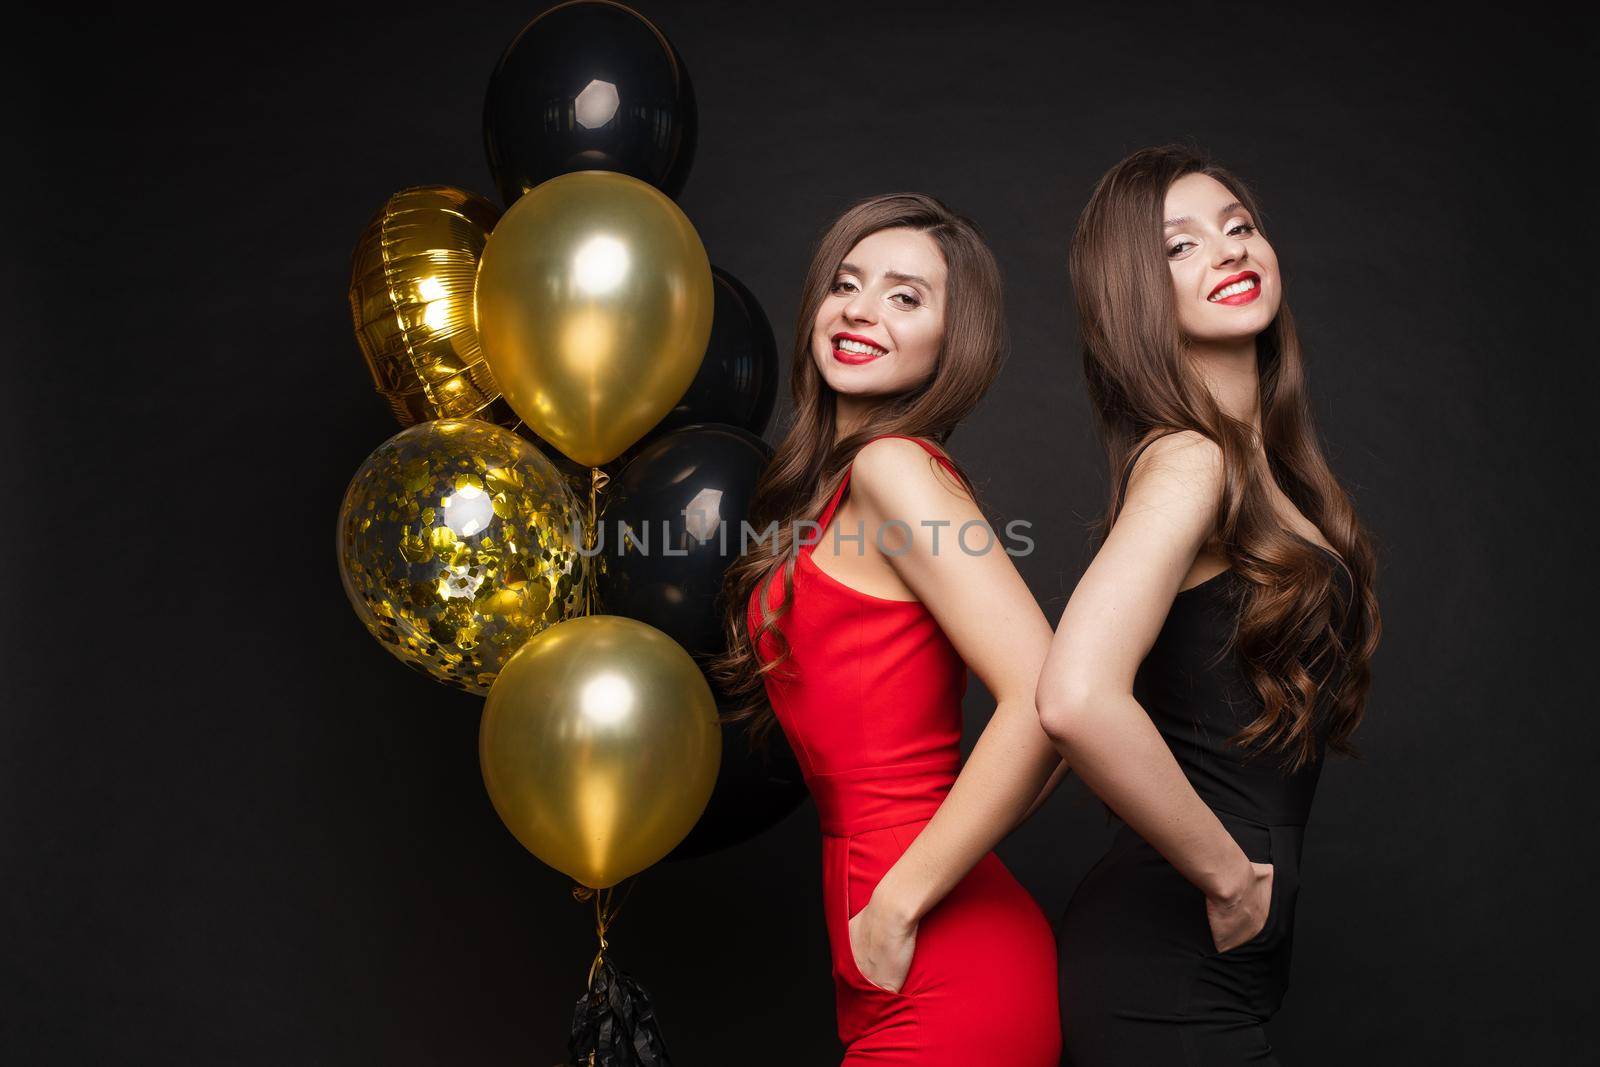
[8,2,1595,1063]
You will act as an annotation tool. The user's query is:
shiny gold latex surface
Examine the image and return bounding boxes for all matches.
[336,419,585,693]
[475,171,714,467]
[480,614,721,888]
[349,186,506,425]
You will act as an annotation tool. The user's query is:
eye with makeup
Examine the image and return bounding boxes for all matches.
[1166,220,1257,259]
[829,277,921,308]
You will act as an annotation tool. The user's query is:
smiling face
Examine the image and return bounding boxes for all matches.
[810,227,948,399]
[1163,172,1281,347]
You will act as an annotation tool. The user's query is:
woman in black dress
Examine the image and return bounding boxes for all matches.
[1037,146,1382,1064]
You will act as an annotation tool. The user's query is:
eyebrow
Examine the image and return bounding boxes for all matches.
[1163,201,1247,231]
[838,262,934,289]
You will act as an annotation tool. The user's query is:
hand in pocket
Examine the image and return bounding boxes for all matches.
[1207,861,1274,954]
[848,895,919,994]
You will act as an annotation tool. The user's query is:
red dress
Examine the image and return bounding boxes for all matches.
[748,435,1061,1065]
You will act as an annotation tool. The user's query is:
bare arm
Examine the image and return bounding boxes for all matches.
[1034,431,1268,945]
[1021,758,1072,823]
[846,439,1063,931]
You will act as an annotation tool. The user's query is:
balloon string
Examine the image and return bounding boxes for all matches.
[583,467,610,616]
[573,877,635,989]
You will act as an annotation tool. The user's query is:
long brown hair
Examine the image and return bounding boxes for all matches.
[1072,145,1381,771]
[712,193,1005,743]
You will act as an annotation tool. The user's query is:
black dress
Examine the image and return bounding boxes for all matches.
[1057,447,1357,1066]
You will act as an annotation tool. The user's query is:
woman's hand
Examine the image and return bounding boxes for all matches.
[1206,861,1274,953]
[848,893,919,993]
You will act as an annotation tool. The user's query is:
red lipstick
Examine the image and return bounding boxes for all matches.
[831,331,888,365]
[1207,270,1261,306]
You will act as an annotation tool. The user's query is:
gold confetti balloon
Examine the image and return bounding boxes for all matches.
[480,615,722,889]
[336,419,585,694]
[348,186,511,426]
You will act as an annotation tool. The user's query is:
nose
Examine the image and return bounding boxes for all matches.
[842,288,877,324]
[1213,233,1248,268]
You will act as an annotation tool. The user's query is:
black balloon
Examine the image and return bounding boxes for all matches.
[651,266,778,440]
[599,424,807,856]
[667,703,805,862]
[597,423,770,658]
[483,1,698,204]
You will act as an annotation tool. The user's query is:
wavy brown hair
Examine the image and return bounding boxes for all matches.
[1072,145,1381,771]
[711,193,1005,744]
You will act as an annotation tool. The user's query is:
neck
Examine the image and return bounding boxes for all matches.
[833,393,875,445]
[1189,336,1262,436]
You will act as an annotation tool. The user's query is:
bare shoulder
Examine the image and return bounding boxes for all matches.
[851,436,971,510]
[1125,430,1225,513]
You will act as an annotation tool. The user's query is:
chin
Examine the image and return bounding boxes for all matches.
[823,368,889,396]
[1197,308,1276,341]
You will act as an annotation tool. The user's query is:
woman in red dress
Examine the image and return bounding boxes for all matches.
[715,194,1065,1065]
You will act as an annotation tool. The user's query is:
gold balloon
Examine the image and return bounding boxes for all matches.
[475,171,715,467]
[336,419,585,694]
[480,615,722,889]
[349,186,511,425]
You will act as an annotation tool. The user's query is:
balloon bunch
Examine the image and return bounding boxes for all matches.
[334,4,799,1062]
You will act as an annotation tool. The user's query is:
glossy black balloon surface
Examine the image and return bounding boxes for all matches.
[483,1,698,203]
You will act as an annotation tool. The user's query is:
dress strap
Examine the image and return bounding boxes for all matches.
[1116,429,1183,506]
[808,473,853,557]
[877,433,964,483]
[808,435,963,556]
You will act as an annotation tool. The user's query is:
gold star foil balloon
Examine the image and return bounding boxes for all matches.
[480,615,722,889]
[475,170,714,467]
[336,419,585,694]
[348,186,512,425]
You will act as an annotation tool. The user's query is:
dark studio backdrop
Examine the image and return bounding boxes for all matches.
[6,2,1595,1063]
